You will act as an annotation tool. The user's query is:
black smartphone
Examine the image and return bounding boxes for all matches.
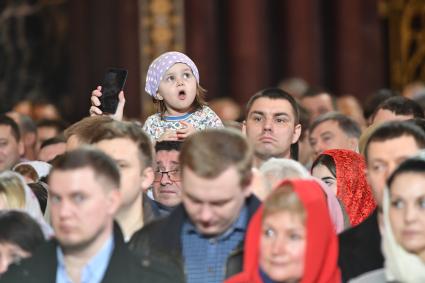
[99,68,128,114]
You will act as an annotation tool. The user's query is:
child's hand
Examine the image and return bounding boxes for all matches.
[158,129,179,142]
[176,121,196,140]
[89,86,126,121]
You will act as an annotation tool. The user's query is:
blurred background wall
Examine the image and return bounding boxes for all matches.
[0,0,421,123]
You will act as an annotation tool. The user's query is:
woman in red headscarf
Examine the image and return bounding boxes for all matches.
[225,179,341,283]
[311,149,376,227]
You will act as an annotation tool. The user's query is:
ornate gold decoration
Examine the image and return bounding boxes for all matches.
[138,0,185,120]
[380,0,425,89]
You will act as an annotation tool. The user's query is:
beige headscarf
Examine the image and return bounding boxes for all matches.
[382,188,425,282]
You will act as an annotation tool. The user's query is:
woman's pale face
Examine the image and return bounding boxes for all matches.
[389,172,425,261]
[0,242,30,274]
[260,211,306,282]
[312,164,337,195]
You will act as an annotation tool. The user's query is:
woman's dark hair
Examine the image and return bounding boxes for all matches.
[28,182,48,214]
[0,211,45,253]
[311,154,337,178]
[387,155,425,188]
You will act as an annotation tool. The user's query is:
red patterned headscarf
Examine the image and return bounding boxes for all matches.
[225,180,341,283]
[320,149,376,226]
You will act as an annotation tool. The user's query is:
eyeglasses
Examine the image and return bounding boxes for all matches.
[154,169,180,182]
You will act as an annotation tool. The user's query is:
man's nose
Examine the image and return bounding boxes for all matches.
[262,118,273,131]
[199,205,213,222]
[160,172,173,185]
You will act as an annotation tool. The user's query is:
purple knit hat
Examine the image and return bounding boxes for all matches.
[145,51,200,97]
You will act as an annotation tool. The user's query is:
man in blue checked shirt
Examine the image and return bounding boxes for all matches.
[129,128,261,283]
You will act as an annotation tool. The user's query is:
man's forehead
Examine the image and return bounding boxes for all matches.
[0,125,13,136]
[50,168,94,189]
[312,120,340,135]
[367,136,420,160]
[249,98,295,116]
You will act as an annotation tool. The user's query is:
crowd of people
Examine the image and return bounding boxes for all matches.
[1,51,425,282]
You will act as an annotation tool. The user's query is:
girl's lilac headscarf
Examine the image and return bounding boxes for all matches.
[145,51,199,97]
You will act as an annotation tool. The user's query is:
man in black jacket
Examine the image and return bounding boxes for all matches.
[339,121,425,282]
[129,129,261,283]
[0,148,169,283]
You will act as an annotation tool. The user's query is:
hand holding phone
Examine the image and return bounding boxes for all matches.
[99,68,128,114]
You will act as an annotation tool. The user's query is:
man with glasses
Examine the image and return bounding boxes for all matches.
[129,129,261,283]
[152,141,183,215]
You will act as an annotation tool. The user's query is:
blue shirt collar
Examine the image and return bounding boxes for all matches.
[163,112,192,121]
[183,205,248,240]
[56,235,114,283]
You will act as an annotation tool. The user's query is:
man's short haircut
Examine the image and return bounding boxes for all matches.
[89,120,153,169]
[364,121,425,161]
[363,88,399,120]
[180,128,253,187]
[298,105,311,141]
[310,112,361,139]
[155,140,183,153]
[301,86,338,110]
[245,88,300,124]
[63,116,113,143]
[50,147,120,190]
[0,115,21,141]
[36,119,68,133]
[0,210,45,253]
[371,96,424,122]
[40,135,66,150]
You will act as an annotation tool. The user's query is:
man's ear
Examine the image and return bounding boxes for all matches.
[140,166,155,193]
[291,123,302,144]
[107,189,122,216]
[18,140,24,156]
[349,137,359,152]
[242,120,247,135]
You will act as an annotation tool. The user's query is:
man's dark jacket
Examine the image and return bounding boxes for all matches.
[338,209,384,282]
[0,223,173,283]
[128,195,261,283]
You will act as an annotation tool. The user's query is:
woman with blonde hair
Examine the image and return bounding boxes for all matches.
[0,171,52,238]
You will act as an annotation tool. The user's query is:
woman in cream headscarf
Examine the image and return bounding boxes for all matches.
[0,171,53,238]
[351,151,425,283]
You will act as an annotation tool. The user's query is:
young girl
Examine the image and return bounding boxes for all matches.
[142,51,223,141]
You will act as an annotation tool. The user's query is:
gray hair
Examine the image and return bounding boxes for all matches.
[310,111,361,139]
[260,158,311,190]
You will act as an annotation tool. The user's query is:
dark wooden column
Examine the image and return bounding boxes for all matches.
[332,0,385,98]
[281,0,323,86]
[185,0,221,100]
[68,0,140,121]
[226,0,270,105]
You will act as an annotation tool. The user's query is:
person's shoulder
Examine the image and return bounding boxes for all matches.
[106,239,182,283]
[339,211,378,244]
[348,269,386,283]
[128,205,185,253]
[192,106,223,127]
[143,113,162,125]
[0,240,57,283]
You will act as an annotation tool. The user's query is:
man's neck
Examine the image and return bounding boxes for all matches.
[116,194,144,240]
[62,227,112,283]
